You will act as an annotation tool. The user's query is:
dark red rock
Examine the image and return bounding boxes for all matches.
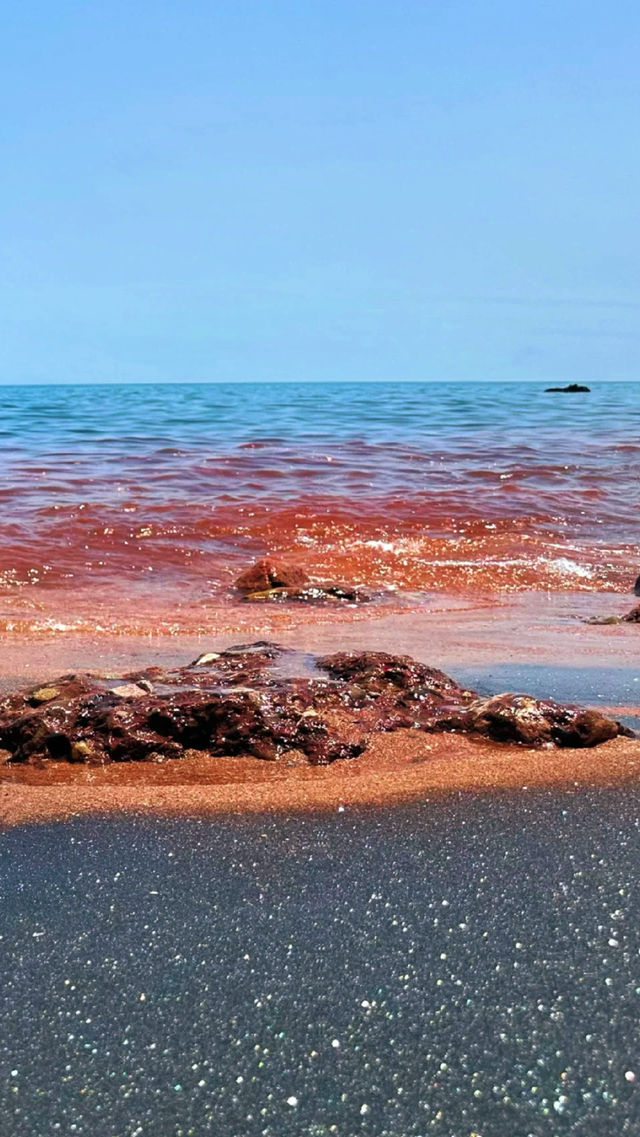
[234,559,309,594]
[242,583,374,605]
[235,559,374,605]
[464,693,622,747]
[0,645,629,767]
[317,650,467,699]
[622,604,640,623]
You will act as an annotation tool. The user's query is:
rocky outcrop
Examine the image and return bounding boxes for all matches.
[0,644,629,768]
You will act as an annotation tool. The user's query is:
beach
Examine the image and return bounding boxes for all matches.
[5,0,640,1128]
[1,589,640,827]
[0,381,639,824]
[1,380,640,1136]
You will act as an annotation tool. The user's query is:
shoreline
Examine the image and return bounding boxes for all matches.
[3,731,640,830]
[0,588,638,684]
[1,588,639,829]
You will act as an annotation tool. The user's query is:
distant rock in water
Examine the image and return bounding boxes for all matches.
[234,557,374,605]
[0,644,629,768]
[544,383,591,392]
[622,604,640,623]
[634,574,640,596]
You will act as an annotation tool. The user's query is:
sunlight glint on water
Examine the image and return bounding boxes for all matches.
[0,381,638,630]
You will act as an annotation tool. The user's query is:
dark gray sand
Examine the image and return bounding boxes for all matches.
[2,788,640,1136]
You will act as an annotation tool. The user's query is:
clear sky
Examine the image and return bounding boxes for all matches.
[2,0,639,383]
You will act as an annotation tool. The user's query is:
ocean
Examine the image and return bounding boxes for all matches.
[1,380,638,637]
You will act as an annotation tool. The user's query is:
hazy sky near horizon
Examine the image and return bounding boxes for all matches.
[2,1,639,384]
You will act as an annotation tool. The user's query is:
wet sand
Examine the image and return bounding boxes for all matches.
[3,733,640,829]
[0,588,637,685]
[1,589,639,828]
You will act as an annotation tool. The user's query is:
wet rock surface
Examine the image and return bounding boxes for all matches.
[0,644,630,769]
[234,558,375,604]
[234,558,310,594]
[586,603,640,625]
[464,693,623,747]
[242,582,375,605]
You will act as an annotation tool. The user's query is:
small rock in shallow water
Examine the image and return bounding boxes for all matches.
[235,558,309,594]
[588,603,640,625]
[234,558,374,605]
[585,615,623,625]
[242,583,374,605]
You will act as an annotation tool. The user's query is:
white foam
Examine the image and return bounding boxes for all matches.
[363,540,398,552]
[544,557,594,579]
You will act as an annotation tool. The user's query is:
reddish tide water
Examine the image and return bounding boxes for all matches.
[1,381,638,637]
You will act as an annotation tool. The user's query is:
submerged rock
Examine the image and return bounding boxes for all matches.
[242,583,374,605]
[235,558,310,594]
[234,558,374,604]
[0,644,630,768]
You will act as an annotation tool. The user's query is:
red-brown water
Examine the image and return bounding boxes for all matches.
[1,381,638,637]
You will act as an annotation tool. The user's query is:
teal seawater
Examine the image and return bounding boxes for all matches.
[3,379,639,448]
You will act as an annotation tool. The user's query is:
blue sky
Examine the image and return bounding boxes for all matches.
[2,0,639,383]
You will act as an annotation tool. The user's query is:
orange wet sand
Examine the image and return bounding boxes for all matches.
[1,587,638,828]
[3,730,640,829]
